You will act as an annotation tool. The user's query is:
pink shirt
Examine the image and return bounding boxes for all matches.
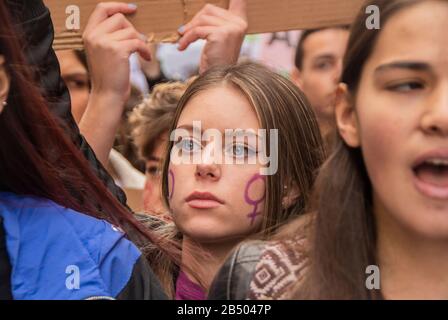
[175,271,206,300]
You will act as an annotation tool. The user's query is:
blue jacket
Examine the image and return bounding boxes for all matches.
[0,192,166,300]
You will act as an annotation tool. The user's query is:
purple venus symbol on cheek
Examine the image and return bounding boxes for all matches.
[169,169,175,200]
[244,173,266,225]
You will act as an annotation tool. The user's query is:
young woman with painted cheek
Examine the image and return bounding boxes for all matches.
[169,85,266,244]
[159,63,325,298]
[285,0,448,300]
[167,85,266,299]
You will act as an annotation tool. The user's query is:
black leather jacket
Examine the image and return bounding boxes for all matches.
[208,241,266,300]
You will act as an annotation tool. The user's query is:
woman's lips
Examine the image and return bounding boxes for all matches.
[187,199,223,209]
[412,151,448,200]
[185,192,224,209]
[413,173,448,200]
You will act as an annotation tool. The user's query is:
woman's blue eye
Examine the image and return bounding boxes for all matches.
[228,144,256,158]
[178,138,201,153]
[234,145,245,156]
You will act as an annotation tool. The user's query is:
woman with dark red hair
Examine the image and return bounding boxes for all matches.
[0,1,174,300]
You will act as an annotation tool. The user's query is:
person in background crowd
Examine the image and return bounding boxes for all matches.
[138,44,170,92]
[113,85,147,174]
[290,26,349,143]
[55,50,91,124]
[56,49,147,204]
[130,81,191,217]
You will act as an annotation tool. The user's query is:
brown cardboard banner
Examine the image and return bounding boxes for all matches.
[44,0,366,50]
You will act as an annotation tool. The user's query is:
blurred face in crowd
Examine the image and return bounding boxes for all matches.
[292,28,349,134]
[56,50,90,123]
[143,134,169,216]
[337,0,448,240]
[168,85,266,244]
[0,55,9,115]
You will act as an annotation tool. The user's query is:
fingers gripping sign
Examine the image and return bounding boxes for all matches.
[80,2,152,165]
[177,0,248,74]
[83,2,151,101]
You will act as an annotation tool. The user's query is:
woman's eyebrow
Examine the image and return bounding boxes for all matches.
[175,125,261,138]
[230,129,260,139]
[375,61,432,73]
[176,124,200,133]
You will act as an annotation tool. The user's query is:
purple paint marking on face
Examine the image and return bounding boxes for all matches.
[169,169,175,200]
[244,173,266,225]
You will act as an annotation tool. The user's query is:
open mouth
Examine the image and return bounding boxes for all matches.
[413,157,448,199]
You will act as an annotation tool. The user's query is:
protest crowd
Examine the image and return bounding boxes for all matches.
[1,0,448,301]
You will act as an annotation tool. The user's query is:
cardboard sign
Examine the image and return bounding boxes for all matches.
[44,0,366,50]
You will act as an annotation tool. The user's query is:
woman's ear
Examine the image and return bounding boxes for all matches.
[290,67,304,91]
[0,55,10,113]
[282,184,301,210]
[335,83,360,148]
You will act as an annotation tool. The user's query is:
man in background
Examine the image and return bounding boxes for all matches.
[291,27,350,140]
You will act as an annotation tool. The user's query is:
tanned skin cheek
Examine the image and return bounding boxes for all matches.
[244,173,266,225]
